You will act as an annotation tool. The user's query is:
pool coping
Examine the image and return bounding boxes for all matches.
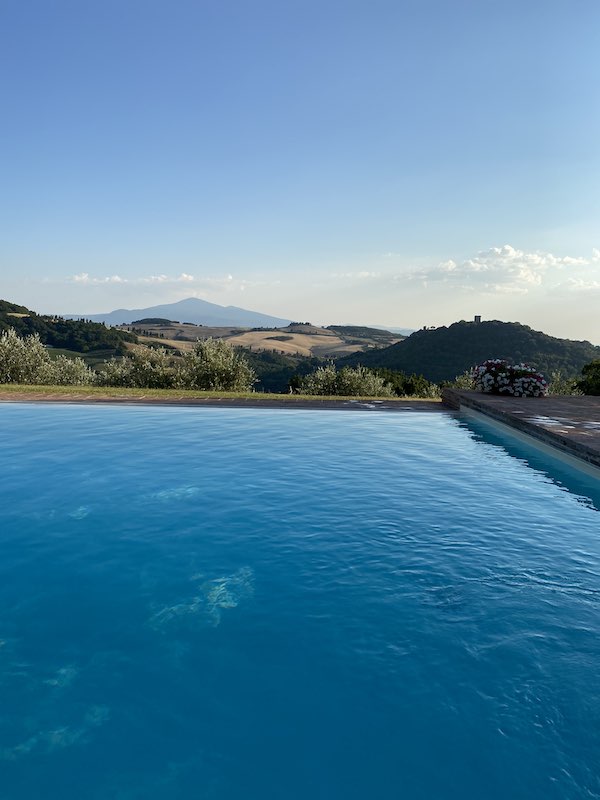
[443,389,600,469]
[0,391,442,412]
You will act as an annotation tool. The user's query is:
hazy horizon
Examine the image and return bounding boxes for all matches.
[15,294,594,346]
[2,1,599,343]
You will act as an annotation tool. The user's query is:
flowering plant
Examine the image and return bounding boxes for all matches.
[471,359,548,397]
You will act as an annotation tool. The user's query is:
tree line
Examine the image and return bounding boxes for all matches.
[3,326,598,396]
[0,328,440,396]
[0,304,135,355]
[0,329,256,391]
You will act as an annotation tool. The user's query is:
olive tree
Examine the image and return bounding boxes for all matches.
[0,327,94,385]
[547,370,583,396]
[176,338,256,391]
[297,363,338,395]
[0,328,53,383]
[96,346,176,388]
[446,370,475,391]
[576,361,600,396]
[49,354,93,385]
[299,363,394,397]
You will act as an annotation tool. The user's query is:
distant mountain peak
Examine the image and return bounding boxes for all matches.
[65,297,292,328]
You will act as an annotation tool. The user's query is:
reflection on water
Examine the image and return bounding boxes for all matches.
[459,414,600,511]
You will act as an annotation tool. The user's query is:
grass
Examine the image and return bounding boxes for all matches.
[0,384,441,402]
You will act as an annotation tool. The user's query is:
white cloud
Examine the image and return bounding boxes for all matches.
[70,272,193,286]
[73,272,127,284]
[330,270,380,280]
[65,271,281,300]
[407,244,600,295]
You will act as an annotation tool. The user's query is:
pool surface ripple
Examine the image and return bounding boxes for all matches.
[0,405,599,799]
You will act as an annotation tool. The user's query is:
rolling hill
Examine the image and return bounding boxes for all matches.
[65,297,292,328]
[339,320,600,382]
[123,320,401,359]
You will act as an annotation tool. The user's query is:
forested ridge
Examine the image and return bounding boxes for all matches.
[339,320,600,382]
[0,300,136,354]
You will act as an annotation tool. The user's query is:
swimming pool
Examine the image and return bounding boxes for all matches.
[1,404,599,799]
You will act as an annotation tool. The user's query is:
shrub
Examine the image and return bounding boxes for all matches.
[576,361,600,396]
[472,359,547,397]
[49,354,93,385]
[299,364,394,397]
[96,346,176,388]
[373,368,441,398]
[0,328,53,383]
[445,370,475,391]
[0,327,93,385]
[176,338,256,391]
[547,370,583,396]
[298,363,338,395]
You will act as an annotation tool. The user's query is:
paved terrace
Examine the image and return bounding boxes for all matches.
[443,389,600,469]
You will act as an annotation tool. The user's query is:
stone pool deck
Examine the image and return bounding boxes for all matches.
[443,389,600,469]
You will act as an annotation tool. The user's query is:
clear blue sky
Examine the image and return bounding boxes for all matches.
[1,0,599,340]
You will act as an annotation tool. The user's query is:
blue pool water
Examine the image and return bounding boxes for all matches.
[1,404,599,799]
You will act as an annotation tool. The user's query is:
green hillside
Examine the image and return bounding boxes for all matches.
[339,320,600,382]
[325,325,400,347]
[244,350,323,393]
[0,300,136,355]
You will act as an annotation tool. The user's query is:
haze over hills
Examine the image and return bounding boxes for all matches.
[65,297,292,328]
[367,325,416,336]
[341,320,600,383]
